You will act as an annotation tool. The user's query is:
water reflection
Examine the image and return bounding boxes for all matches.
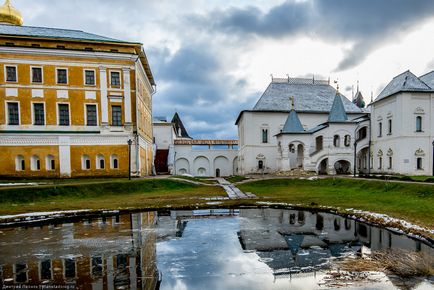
[0,208,432,290]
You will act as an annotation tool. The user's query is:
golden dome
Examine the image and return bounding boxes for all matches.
[0,0,23,26]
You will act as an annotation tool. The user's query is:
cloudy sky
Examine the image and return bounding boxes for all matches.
[16,0,434,139]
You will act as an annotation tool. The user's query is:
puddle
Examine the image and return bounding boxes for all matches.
[0,208,433,289]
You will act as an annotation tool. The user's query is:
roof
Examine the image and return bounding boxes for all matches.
[174,139,238,145]
[0,23,131,44]
[282,110,305,133]
[375,70,433,102]
[353,91,366,108]
[171,112,192,139]
[253,77,362,113]
[328,94,348,122]
[419,70,434,89]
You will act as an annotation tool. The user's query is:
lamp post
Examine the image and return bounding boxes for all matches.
[128,139,133,180]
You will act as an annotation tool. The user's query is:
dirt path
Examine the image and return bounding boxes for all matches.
[216,178,256,199]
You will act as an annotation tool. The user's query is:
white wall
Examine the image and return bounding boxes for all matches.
[153,124,175,150]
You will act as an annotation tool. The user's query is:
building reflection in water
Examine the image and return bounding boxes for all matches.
[0,212,160,290]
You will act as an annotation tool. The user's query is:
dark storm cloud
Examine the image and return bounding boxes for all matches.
[209,0,434,71]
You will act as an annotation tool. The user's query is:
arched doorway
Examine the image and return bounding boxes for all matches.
[216,168,221,177]
[334,160,351,175]
[318,158,328,175]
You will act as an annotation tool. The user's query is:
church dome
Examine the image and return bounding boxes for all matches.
[0,0,23,26]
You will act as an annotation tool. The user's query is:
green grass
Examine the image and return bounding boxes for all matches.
[225,176,248,183]
[239,178,434,229]
[172,176,218,184]
[361,174,434,183]
[0,179,224,215]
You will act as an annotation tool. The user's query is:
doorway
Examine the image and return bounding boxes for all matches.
[216,168,220,177]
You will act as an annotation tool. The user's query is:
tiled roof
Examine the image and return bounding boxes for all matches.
[253,78,362,113]
[0,24,130,43]
[419,70,434,89]
[328,94,348,122]
[375,70,433,102]
[282,109,305,133]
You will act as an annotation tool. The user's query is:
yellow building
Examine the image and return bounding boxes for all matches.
[0,0,156,178]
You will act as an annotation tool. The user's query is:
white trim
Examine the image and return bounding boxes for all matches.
[109,69,122,89]
[108,95,123,103]
[59,136,71,177]
[0,134,136,146]
[84,103,99,127]
[55,67,69,85]
[13,263,28,283]
[56,102,71,126]
[81,154,91,170]
[31,89,44,98]
[5,100,20,126]
[110,154,119,169]
[100,67,109,124]
[4,64,18,83]
[96,154,105,170]
[45,154,55,171]
[30,154,41,171]
[85,91,97,99]
[56,90,69,99]
[83,68,96,86]
[31,101,46,126]
[30,66,44,84]
[5,87,18,97]
[38,259,53,281]
[123,67,132,124]
[63,257,77,280]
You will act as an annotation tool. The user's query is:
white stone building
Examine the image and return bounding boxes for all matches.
[236,77,369,175]
[370,70,434,176]
[153,113,238,177]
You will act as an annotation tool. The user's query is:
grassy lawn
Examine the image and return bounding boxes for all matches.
[172,176,218,184]
[238,178,434,229]
[225,176,248,183]
[0,179,225,215]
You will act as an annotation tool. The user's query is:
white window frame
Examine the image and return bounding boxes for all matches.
[46,155,55,171]
[96,154,105,170]
[84,103,99,127]
[31,101,46,126]
[56,102,71,126]
[83,69,96,86]
[30,155,41,171]
[55,67,69,85]
[30,66,44,84]
[81,155,91,170]
[4,64,18,83]
[38,259,53,281]
[15,155,25,171]
[109,70,122,88]
[5,100,20,126]
[13,263,28,283]
[63,258,77,280]
[110,154,119,169]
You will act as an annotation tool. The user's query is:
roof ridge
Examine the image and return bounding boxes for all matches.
[419,70,434,79]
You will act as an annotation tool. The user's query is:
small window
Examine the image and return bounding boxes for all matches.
[31,67,43,83]
[344,135,351,147]
[58,104,70,126]
[40,260,52,280]
[15,263,27,283]
[5,66,17,82]
[258,160,264,170]
[85,70,95,85]
[416,116,422,132]
[357,127,367,141]
[96,154,105,169]
[417,157,423,170]
[110,154,119,169]
[378,157,382,169]
[64,258,76,279]
[111,105,122,126]
[110,71,120,87]
[82,155,91,170]
[31,155,40,171]
[388,157,392,169]
[56,68,68,84]
[262,129,268,143]
[388,119,392,135]
[33,103,45,125]
[378,122,382,137]
[7,102,19,125]
[15,155,25,171]
[46,155,55,171]
[333,135,340,147]
[86,104,97,126]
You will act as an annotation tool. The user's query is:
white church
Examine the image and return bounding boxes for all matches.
[154,69,434,177]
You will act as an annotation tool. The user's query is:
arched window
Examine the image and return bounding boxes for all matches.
[82,155,91,170]
[417,157,423,170]
[15,155,25,171]
[31,155,40,171]
[110,154,119,169]
[333,135,340,147]
[378,157,383,169]
[416,116,422,132]
[388,119,392,135]
[261,129,268,143]
[96,154,105,169]
[46,155,55,171]
[378,122,382,137]
[258,160,264,170]
[344,135,351,147]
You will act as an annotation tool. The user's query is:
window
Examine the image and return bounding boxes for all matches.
[416,116,422,132]
[15,155,25,171]
[110,154,119,169]
[82,155,91,170]
[262,129,268,143]
[258,160,264,170]
[378,157,382,169]
[96,154,105,169]
[46,155,55,171]
[378,122,382,137]
[64,258,76,279]
[86,104,97,126]
[344,135,351,147]
[85,70,95,85]
[33,103,45,125]
[15,263,27,283]
[7,102,19,125]
[388,119,392,135]
[31,67,42,83]
[5,66,17,82]
[56,68,67,84]
[111,105,122,126]
[388,156,393,169]
[357,127,367,141]
[316,136,323,151]
[110,71,120,87]
[333,135,340,147]
[40,260,52,280]
[31,155,40,171]
[58,104,70,126]
[417,157,423,170]
[91,257,103,278]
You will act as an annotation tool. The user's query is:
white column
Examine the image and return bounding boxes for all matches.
[99,67,109,125]
[123,68,132,124]
[58,136,71,177]
[129,257,137,290]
